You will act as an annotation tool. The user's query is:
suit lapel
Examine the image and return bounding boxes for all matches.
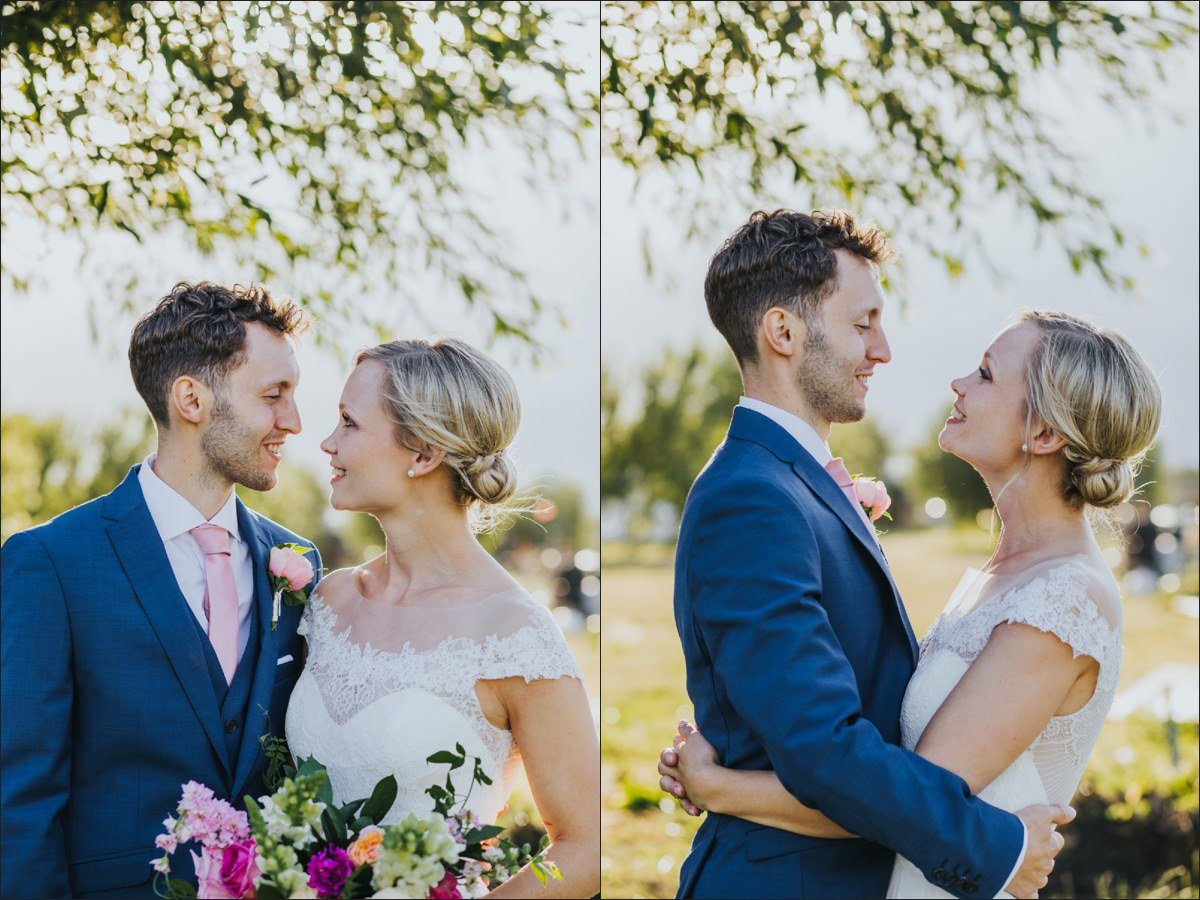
[729,408,920,666]
[103,468,230,778]
[230,499,279,798]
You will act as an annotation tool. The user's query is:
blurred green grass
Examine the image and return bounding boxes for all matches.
[600,528,1200,899]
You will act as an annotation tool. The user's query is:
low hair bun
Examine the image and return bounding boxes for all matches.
[459,451,518,505]
[1068,454,1135,510]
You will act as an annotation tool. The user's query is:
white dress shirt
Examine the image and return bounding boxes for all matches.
[138,454,255,663]
[737,398,1029,884]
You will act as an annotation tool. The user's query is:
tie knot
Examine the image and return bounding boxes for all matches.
[824,457,854,489]
[190,524,231,556]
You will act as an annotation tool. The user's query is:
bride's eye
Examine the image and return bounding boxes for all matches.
[341,414,357,428]
[978,366,991,382]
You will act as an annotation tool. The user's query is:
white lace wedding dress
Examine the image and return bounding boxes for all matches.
[285,585,583,825]
[886,555,1123,899]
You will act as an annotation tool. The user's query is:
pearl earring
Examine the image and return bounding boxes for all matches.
[1020,443,1028,453]
[407,469,415,478]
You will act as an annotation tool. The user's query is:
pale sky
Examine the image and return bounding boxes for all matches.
[601,42,1200,473]
[1,5,600,512]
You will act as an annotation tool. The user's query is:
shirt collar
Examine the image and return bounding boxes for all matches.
[138,453,242,544]
[737,396,833,467]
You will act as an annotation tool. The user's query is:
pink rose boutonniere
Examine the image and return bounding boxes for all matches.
[852,476,892,524]
[268,543,315,630]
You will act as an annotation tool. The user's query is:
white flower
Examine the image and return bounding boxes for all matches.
[150,856,171,874]
[371,890,419,899]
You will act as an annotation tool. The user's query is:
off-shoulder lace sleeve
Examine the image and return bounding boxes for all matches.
[478,604,584,684]
[977,562,1119,669]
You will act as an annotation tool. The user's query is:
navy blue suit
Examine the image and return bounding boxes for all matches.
[1,466,319,898]
[673,407,1023,899]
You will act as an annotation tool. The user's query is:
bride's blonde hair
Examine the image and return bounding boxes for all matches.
[355,339,521,527]
[1018,311,1161,510]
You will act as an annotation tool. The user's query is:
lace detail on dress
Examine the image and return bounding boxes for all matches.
[916,560,1121,806]
[285,588,583,825]
[889,559,1123,898]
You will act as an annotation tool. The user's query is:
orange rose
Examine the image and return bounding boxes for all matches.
[348,826,384,866]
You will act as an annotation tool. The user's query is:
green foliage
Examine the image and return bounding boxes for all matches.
[1,1,596,343]
[601,1,1197,291]
[1,409,153,542]
[602,344,742,519]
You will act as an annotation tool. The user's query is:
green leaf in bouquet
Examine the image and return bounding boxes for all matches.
[166,877,198,898]
[255,884,287,900]
[472,758,494,786]
[244,795,265,833]
[360,773,398,824]
[338,797,367,820]
[315,770,335,807]
[321,804,348,846]
[426,750,462,766]
[295,756,326,779]
[463,824,505,843]
[344,863,375,899]
[531,859,563,885]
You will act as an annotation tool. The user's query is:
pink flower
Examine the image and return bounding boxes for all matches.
[853,477,892,522]
[219,840,259,898]
[428,871,463,899]
[193,847,236,900]
[269,546,314,591]
[192,840,259,899]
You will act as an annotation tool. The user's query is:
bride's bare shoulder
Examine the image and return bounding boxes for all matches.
[314,566,361,607]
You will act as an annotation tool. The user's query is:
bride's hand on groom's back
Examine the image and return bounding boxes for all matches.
[658,720,716,816]
[1005,803,1076,899]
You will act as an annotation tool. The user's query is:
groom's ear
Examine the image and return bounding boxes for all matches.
[170,375,210,426]
[761,307,800,359]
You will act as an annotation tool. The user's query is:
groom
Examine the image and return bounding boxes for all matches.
[669,210,1069,899]
[1,282,321,898]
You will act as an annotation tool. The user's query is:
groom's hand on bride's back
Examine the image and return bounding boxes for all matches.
[1006,804,1076,899]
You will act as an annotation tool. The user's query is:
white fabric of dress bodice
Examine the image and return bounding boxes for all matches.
[886,555,1122,899]
[284,585,583,826]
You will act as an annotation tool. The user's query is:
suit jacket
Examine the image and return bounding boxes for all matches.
[673,407,1024,899]
[1,466,320,898]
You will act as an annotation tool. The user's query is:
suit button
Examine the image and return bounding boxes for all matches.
[933,868,948,884]
[962,881,979,894]
[224,718,238,733]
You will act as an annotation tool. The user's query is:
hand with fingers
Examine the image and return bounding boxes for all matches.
[658,720,719,817]
[1004,803,1076,899]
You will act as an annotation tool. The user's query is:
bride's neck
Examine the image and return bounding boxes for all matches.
[986,469,1090,567]
[370,505,489,594]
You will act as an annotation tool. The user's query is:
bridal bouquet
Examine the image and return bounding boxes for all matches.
[151,744,560,899]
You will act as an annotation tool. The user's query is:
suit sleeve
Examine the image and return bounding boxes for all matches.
[688,485,1024,899]
[1,532,74,899]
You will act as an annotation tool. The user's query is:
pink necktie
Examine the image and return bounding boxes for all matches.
[825,457,864,519]
[190,524,238,684]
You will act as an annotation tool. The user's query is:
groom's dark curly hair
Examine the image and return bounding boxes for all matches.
[129,281,311,428]
[705,209,895,367]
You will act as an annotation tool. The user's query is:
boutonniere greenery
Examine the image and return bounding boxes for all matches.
[268,543,315,630]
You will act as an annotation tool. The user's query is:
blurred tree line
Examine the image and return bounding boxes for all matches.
[2,0,596,345]
[1,410,593,565]
[602,1,1197,294]
[601,344,1177,534]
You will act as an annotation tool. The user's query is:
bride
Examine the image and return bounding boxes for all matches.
[285,338,599,898]
[657,311,1161,898]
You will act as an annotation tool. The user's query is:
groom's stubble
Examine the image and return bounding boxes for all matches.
[201,391,277,492]
[797,325,867,425]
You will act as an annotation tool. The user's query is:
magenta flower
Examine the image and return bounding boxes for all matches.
[428,870,463,899]
[306,846,354,899]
